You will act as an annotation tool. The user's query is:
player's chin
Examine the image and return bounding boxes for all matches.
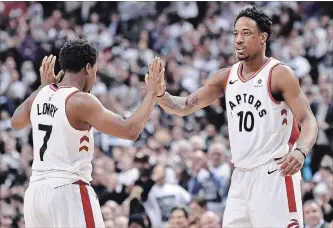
[237,54,250,61]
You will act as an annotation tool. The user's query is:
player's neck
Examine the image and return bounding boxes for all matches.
[242,53,269,79]
[58,73,85,91]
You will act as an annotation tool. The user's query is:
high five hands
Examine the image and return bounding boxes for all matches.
[145,57,166,97]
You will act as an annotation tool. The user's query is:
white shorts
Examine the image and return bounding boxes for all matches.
[24,180,104,228]
[223,160,303,228]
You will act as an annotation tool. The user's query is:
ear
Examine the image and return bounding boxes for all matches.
[85,63,91,74]
[261,32,268,44]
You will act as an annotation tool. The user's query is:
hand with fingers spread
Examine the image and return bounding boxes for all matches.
[277,149,305,176]
[39,55,64,86]
[145,57,165,97]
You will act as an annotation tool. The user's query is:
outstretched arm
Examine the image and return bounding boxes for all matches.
[71,58,164,140]
[272,65,318,176]
[156,68,230,117]
[71,91,157,140]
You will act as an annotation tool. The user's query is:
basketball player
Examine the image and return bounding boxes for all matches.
[10,40,164,227]
[151,7,318,227]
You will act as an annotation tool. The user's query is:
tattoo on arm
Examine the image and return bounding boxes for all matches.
[185,94,199,111]
[158,93,199,116]
[158,94,182,111]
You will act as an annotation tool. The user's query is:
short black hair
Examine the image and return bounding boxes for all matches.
[235,7,273,41]
[59,39,98,73]
[170,206,189,219]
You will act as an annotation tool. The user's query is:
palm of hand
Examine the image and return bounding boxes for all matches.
[145,57,166,95]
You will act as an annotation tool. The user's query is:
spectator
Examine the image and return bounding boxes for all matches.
[188,197,208,220]
[167,206,190,228]
[98,172,129,206]
[312,180,333,222]
[310,84,333,174]
[208,143,232,205]
[128,213,151,228]
[114,216,129,228]
[200,211,221,228]
[144,164,191,228]
[188,150,224,216]
[303,200,331,228]
[188,217,200,228]
[289,45,311,78]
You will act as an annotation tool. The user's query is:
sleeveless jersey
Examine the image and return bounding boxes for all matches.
[30,84,94,186]
[225,57,299,169]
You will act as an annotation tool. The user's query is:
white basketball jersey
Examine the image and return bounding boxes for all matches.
[30,84,94,186]
[225,57,299,169]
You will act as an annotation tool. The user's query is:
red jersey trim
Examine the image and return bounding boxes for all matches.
[237,57,273,82]
[267,63,282,105]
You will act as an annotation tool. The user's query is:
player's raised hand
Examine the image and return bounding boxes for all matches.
[145,58,166,97]
[156,69,166,97]
[145,57,165,96]
[39,55,64,86]
[277,149,305,176]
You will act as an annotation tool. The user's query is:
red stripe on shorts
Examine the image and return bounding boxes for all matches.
[79,184,95,228]
[284,176,297,212]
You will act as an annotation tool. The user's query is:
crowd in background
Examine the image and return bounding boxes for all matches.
[0,2,332,228]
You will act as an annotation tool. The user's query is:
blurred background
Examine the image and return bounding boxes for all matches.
[0,1,332,228]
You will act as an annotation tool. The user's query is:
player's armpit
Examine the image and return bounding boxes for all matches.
[68,92,153,140]
[157,68,229,117]
[11,88,42,129]
[271,65,318,154]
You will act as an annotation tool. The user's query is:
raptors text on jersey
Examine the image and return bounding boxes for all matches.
[225,58,299,169]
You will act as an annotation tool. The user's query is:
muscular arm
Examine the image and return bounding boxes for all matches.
[157,68,229,117]
[70,92,157,140]
[11,87,43,129]
[271,65,318,155]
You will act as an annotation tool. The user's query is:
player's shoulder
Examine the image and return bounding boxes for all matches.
[210,66,232,82]
[66,91,100,109]
[271,62,298,84]
[218,66,233,76]
[271,63,295,77]
[270,63,299,91]
[215,66,233,91]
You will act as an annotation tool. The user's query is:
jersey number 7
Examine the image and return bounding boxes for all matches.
[38,124,53,161]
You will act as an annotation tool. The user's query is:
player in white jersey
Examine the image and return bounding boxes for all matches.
[149,7,318,227]
[11,40,165,228]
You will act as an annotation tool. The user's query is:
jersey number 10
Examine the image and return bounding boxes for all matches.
[237,111,254,132]
[38,124,53,161]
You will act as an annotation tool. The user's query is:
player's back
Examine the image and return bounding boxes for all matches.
[30,84,94,186]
